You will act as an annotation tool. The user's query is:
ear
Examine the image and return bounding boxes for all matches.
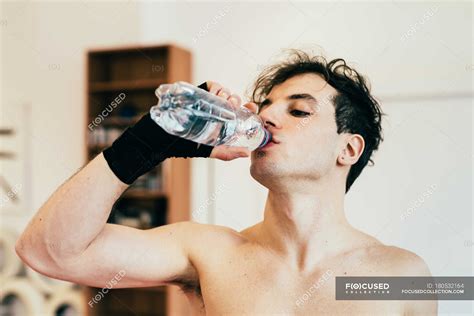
[337,134,365,166]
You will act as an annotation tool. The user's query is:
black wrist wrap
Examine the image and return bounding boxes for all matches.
[103,82,213,184]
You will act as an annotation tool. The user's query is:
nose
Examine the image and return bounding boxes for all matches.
[259,106,282,130]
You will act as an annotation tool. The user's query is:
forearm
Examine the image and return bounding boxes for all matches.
[16,153,128,266]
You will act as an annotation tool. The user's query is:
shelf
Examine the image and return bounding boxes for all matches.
[0,128,14,135]
[88,44,169,55]
[91,115,144,127]
[0,151,15,159]
[87,144,108,151]
[86,44,192,316]
[132,286,167,293]
[122,189,166,199]
[89,79,166,92]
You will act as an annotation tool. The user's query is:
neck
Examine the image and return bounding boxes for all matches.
[259,177,355,271]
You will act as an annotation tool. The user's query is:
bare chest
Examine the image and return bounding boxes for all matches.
[184,251,404,315]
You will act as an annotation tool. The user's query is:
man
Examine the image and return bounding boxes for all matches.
[16,50,436,315]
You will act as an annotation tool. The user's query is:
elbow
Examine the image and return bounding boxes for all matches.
[14,220,43,268]
[14,240,38,276]
[15,224,82,276]
[15,234,61,274]
[15,236,73,283]
[15,235,29,263]
[15,235,38,269]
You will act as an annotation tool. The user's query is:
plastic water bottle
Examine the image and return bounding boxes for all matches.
[149,81,271,151]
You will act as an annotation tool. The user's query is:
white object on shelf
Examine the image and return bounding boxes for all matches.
[0,229,23,282]
[26,266,74,294]
[0,278,46,316]
[44,289,85,316]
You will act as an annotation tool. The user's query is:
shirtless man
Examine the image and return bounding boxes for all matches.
[16,51,436,315]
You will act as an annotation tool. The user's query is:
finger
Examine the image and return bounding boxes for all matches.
[208,81,222,94]
[217,89,241,110]
[231,146,251,156]
[229,94,242,108]
[217,88,231,100]
[205,81,243,112]
[214,148,240,161]
[242,102,259,114]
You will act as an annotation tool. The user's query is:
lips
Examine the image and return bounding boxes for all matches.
[268,133,280,144]
[261,138,279,149]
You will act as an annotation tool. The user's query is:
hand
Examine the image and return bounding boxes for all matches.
[203,81,259,161]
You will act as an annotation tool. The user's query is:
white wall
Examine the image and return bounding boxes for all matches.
[347,96,472,314]
[0,1,141,232]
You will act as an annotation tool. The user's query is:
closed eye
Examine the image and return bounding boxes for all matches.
[290,110,311,117]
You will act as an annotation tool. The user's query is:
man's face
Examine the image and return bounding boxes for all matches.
[250,73,344,188]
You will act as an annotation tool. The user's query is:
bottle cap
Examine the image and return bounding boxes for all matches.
[258,129,272,148]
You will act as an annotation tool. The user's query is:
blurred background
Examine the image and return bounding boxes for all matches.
[0,0,472,315]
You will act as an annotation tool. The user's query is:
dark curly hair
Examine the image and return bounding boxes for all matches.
[250,50,384,193]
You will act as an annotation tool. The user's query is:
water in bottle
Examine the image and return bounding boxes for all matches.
[149,81,271,151]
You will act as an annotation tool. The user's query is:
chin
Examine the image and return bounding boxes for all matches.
[250,157,285,184]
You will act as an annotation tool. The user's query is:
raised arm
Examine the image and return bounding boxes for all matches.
[15,81,254,289]
[15,153,199,288]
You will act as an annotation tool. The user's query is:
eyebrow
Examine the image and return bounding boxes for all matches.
[260,93,318,108]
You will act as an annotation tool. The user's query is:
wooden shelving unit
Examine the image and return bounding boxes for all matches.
[83,44,193,316]
[90,79,167,92]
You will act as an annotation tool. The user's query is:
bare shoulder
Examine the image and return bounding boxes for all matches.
[365,244,437,315]
[170,221,249,259]
[363,243,432,276]
[172,221,247,246]
[338,230,432,277]
[372,245,437,314]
